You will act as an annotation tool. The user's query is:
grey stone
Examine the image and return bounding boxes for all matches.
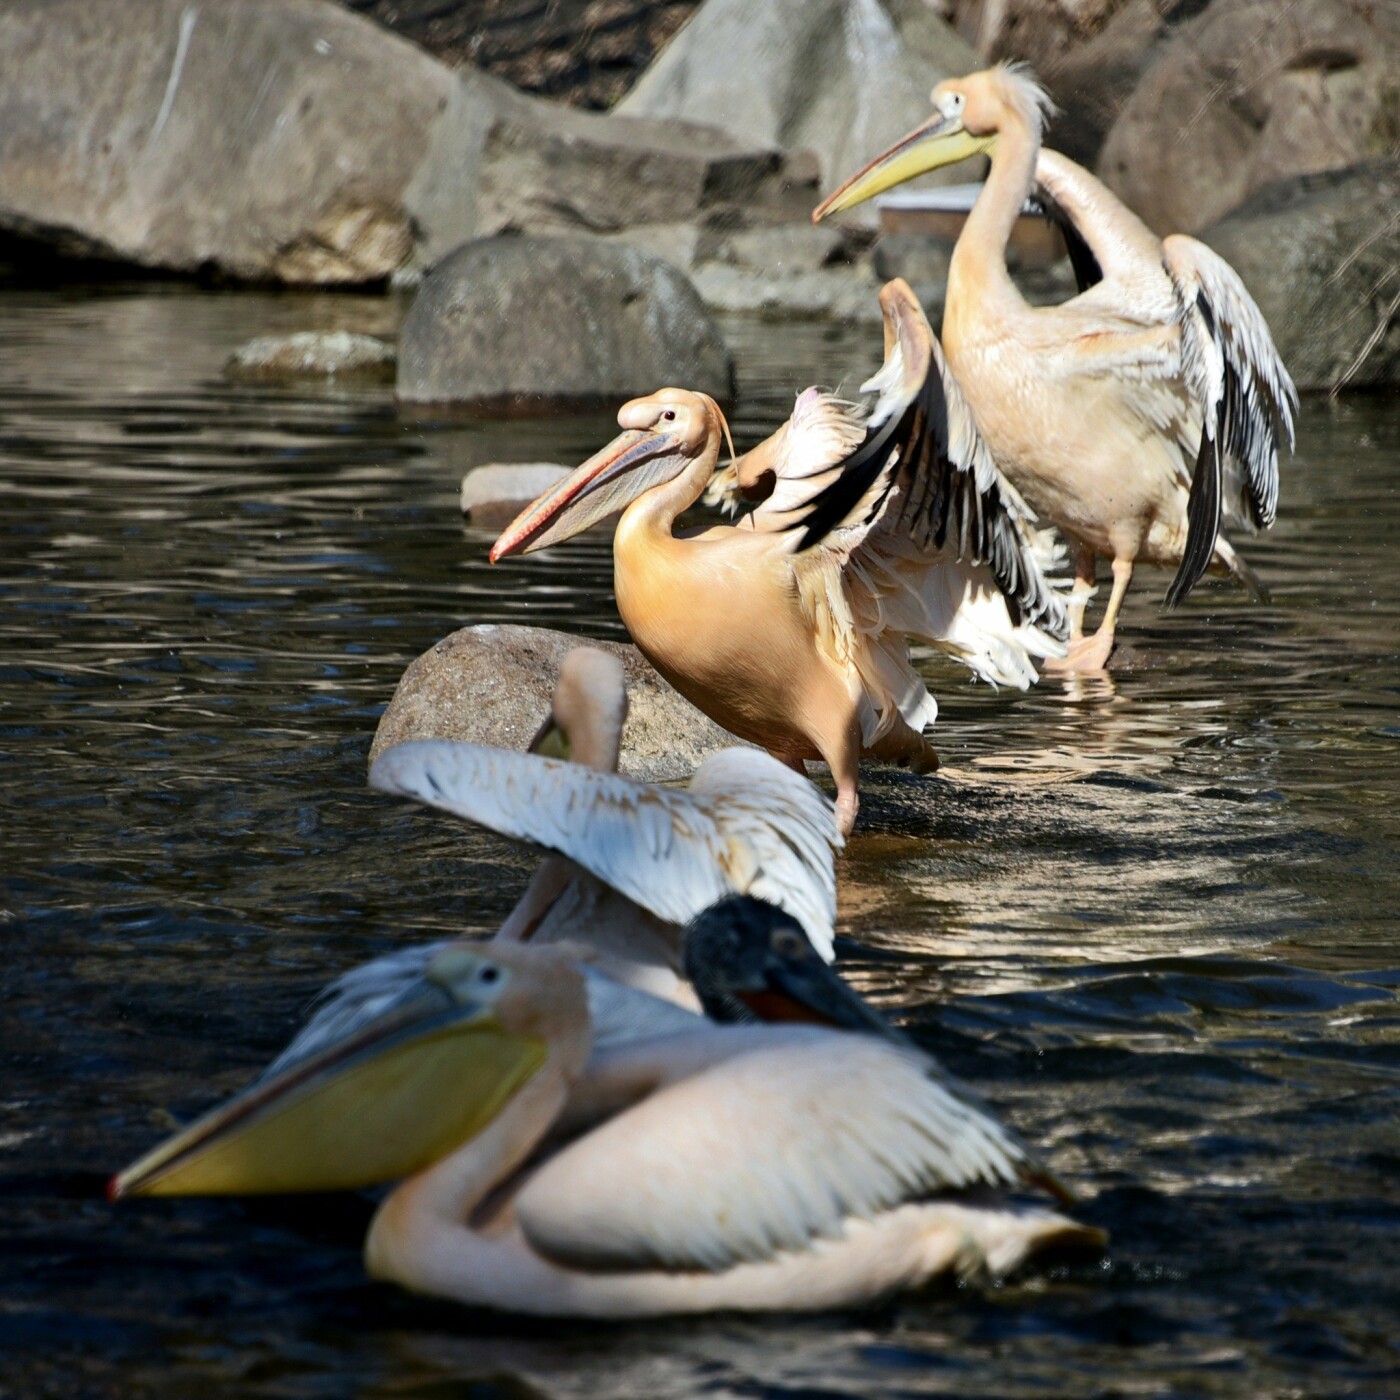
[1098,0,1400,234]
[0,0,445,283]
[397,235,734,408]
[617,0,978,211]
[224,331,396,382]
[871,234,955,290]
[716,225,849,274]
[369,624,750,783]
[690,263,885,323]
[1200,161,1400,392]
[459,464,572,527]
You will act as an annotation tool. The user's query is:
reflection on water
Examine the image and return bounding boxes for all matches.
[2,284,1399,1398]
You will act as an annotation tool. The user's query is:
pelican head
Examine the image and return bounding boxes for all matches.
[489,389,731,562]
[528,646,628,771]
[812,64,1054,222]
[109,942,588,1199]
[684,896,902,1043]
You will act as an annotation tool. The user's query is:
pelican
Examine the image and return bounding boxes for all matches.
[489,281,1067,835]
[369,645,839,1009]
[112,897,1102,1316]
[813,64,1296,671]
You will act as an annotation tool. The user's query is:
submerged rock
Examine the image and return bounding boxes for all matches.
[1098,0,1400,235]
[617,0,977,200]
[224,332,396,383]
[1201,161,1400,392]
[370,624,749,783]
[459,464,571,527]
[397,236,734,408]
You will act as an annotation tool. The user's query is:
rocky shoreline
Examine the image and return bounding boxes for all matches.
[1,0,1395,393]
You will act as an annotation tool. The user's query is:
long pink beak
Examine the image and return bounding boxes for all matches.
[489,429,682,562]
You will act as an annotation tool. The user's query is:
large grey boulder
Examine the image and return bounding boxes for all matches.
[0,0,445,282]
[1098,0,1400,235]
[1200,161,1400,393]
[0,0,815,283]
[370,624,750,783]
[617,0,977,205]
[397,236,734,407]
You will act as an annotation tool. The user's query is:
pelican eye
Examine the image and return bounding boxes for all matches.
[772,930,807,959]
[661,409,677,423]
[477,965,501,986]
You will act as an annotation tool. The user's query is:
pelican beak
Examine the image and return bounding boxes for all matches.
[489,428,685,562]
[527,710,571,762]
[812,111,996,222]
[743,954,907,1046]
[109,945,545,1199]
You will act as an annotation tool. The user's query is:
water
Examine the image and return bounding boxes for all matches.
[2,282,1398,1399]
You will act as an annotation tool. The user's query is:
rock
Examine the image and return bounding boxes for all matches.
[716,224,850,274]
[369,624,749,783]
[397,235,734,408]
[0,0,445,282]
[0,0,814,283]
[871,233,955,290]
[617,0,978,206]
[460,464,572,527]
[1199,160,1400,392]
[343,0,698,111]
[1098,0,1400,234]
[690,263,885,323]
[224,332,396,383]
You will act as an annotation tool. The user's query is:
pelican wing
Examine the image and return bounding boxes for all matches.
[1162,234,1297,607]
[370,742,838,958]
[517,1027,1036,1273]
[788,279,1066,639]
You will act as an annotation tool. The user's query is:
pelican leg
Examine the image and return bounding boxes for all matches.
[1069,544,1097,642]
[819,723,864,839]
[768,751,809,776]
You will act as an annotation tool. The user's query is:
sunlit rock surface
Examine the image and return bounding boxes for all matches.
[1098,0,1400,235]
[459,464,571,527]
[617,0,978,199]
[397,236,734,407]
[224,332,396,383]
[1201,160,1400,392]
[370,623,749,782]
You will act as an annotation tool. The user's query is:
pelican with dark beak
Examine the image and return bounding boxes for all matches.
[814,64,1295,671]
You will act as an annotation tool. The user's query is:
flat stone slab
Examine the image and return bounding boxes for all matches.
[370,623,751,783]
[460,463,572,527]
[224,332,396,383]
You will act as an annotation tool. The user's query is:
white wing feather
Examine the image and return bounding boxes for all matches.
[517,1026,1034,1273]
[369,742,838,958]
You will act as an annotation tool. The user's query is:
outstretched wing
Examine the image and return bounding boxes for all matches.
[1162,234,1297,607]
[517,1026,1041,1273]
[790,279,1065,640]
[370,742,838,955]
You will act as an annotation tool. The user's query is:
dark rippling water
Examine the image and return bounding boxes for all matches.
[2,281,1398,1399]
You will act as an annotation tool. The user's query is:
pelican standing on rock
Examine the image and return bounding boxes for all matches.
[490,281,1066,835]
[814,64,1296,671]
[112,898,1102,1316]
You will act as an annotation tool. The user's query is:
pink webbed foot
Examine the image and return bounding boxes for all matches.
[1044,629,1115,675]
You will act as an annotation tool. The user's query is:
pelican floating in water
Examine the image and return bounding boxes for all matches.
[490,281,1066,835]
[112,897,1102,1315]
[814,64,1296,671]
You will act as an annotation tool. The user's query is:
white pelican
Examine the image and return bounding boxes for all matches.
[371,644,839,1006]
[489,280,1067,836]
[111,897,1101,1315]
[814,64,1296,671]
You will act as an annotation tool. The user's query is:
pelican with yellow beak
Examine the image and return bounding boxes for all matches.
[814,64,1296,670]
[111,898,1102,1315]
[490,280,1066,836]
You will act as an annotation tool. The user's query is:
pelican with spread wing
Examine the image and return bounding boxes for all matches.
[112,897,1101,1315]
[490,279,1066,835]
[814,64,1296,671]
